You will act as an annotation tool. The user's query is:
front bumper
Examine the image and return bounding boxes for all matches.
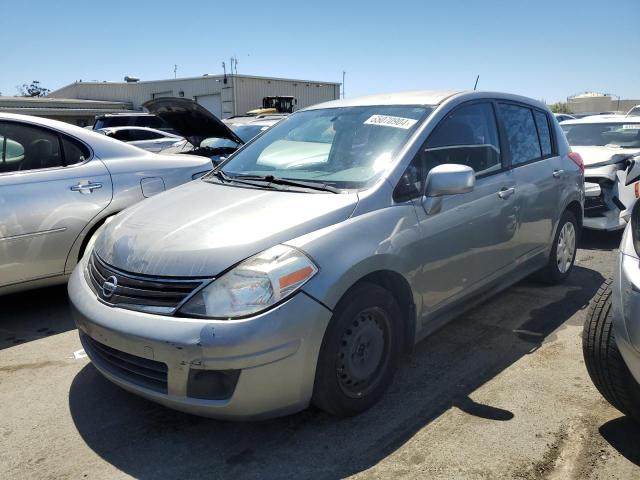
[583,173,634,231]
[613,245,640,385]
[68,261,332,420]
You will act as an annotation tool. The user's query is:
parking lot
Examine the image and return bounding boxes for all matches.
[0,230,637,479]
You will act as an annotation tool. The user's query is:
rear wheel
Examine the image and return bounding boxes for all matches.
[312,283,403,417]
[583,279,640,423]
[536,210,578,284]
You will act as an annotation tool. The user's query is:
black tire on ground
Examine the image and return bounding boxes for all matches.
[535,210,579,284]
[312,282,403,417]
[582,278,640,423]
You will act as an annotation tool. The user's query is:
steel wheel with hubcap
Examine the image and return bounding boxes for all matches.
[337,306,391,399]
[313,283,403,417]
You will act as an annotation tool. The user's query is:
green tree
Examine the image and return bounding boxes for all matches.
[550,102,571,114]
[17,80,50,97]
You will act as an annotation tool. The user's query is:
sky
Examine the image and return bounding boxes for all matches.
[2,0,639,103]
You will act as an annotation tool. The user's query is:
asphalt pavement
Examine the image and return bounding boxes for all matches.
[1,230,639,479]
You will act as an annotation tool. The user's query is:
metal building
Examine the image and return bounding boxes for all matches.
[48,74,341,118]
[567,92,640,114]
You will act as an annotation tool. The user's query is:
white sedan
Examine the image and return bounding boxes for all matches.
[561,115,640,230]
[96,126,191,154]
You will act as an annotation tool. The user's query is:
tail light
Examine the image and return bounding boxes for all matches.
[568,152,584,173]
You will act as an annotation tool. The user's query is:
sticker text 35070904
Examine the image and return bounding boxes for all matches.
[364,115,418,129]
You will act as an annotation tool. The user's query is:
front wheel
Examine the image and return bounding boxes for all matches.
[583,279,640,423]
[312,283,403,417]
[536,210,578,284]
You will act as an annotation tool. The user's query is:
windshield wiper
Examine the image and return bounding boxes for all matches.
[230,174,341,193]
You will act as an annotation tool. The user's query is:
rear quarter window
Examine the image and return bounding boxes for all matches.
[534,111,553,156]
[61,135,90,165]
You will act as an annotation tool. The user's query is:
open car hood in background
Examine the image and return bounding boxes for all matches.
[143,97,244,148]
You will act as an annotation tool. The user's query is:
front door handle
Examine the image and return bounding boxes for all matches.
[553,169,564,178]
[70,181,102,194]
[498,187,515,200]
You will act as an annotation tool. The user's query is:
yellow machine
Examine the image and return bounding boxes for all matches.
[246,96,297,116]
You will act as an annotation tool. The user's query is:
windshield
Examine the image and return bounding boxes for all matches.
[561,122,640,148]
[628,106,640,117]
[215,106,431,189]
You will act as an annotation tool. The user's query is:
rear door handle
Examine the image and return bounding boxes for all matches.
[498,187,515,200]
[553,169,564,178]
[70,181,103,194]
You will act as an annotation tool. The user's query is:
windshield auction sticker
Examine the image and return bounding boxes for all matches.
[364,115,418,129]
[623,124,640,130]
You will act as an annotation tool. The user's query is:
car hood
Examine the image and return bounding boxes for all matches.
[573,146,640,180]
[94,180,358,277]
[143,98,244,148]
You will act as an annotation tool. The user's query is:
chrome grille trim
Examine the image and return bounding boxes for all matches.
[87,252,209,315]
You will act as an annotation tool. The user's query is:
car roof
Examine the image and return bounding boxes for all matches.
[97,112,155,117]
[98,126,179,136]
[230,119,282,127]
[302,90,549,111]
[561,114,640,125]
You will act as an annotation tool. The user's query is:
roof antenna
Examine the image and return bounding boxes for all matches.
[473,75,480,91]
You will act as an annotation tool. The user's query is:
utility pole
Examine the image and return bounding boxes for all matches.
[174,64,177,79]
[342,71,346,98]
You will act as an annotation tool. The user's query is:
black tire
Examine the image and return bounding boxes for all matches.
[536,210,578,284]
[312,283,403,417]
[582,278,640,423]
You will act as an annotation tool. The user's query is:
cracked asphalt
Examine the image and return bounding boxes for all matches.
[1,230,639,479]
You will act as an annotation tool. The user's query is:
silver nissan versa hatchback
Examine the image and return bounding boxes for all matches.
[69,90,584,419]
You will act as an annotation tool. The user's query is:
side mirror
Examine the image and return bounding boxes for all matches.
[422,164,475,215]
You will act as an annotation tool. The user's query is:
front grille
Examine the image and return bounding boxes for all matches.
[81,333,168,393]
[87,252,206,314]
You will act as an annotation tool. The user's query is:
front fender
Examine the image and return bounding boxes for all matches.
[287,204,422,312]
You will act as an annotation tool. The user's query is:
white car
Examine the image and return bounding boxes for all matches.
[96,126,191,154]
[561,115,640,230]
[554,113,575,123]
[628,105,640,117]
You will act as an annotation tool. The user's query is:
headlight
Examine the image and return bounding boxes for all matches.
[178,245,318,319]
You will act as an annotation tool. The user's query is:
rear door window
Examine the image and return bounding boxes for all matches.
[498,104,542,165]
[130,130,163,141]
[0,121,63,172]
[112,130,131,142]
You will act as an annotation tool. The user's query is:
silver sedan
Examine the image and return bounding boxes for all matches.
[0,113,212,295]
